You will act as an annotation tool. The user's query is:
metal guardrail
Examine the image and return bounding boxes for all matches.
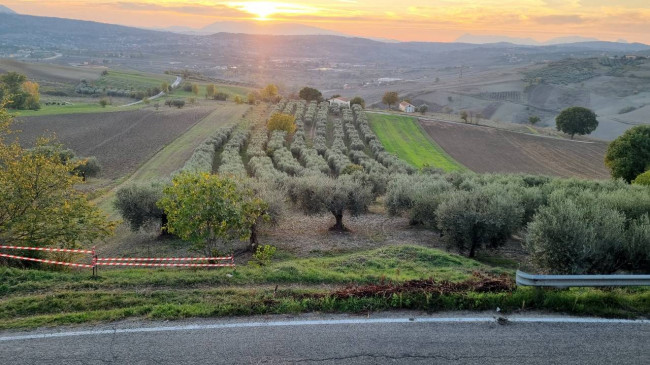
[516,270,650,288]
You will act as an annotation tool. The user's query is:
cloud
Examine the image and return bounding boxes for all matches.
[532,15,584,24]
[115,2,249,18]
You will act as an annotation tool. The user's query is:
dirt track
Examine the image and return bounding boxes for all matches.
[14,106,215,180]
[420,119,610,179]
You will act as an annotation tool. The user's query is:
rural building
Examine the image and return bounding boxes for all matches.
[329,97,350,108]
[399,101,416,113]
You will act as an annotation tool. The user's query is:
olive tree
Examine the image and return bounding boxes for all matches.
[289,174,372,231]
[436,185,524,257]
[526,193,626,274]
[114,182,168,234]
[555,106,598,139]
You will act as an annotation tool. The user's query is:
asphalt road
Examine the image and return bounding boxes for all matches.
[1,313,648,364]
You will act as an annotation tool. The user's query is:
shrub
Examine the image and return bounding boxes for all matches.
[436,185,524,257]
[605,125,650,182]
[268,113,296,134]
[114,182,166,233]
[171,99,185,109]
[633,171,650,186]
[252,245,277,266]
[526,194,626,274]
[99,98,110,108]
[289,174,372,231]
[72,156,101,179]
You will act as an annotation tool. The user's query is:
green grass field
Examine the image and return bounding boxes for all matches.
[170,82,251,100]
[94,70,175,91]
[368,113,464,171]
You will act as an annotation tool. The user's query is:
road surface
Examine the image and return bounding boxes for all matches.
[121,76,182,107]
[1,312,648,364]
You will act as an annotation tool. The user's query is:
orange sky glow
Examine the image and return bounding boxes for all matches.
[4,0,650,43]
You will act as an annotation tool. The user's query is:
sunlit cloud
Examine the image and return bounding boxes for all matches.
[2,0,650,42]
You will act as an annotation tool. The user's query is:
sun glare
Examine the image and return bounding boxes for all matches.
[229,2,313,21]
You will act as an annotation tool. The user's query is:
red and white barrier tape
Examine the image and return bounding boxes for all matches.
[96,256,233,262]
[0,253,94,268]
[0,245,94,254]
[95,262,235,267]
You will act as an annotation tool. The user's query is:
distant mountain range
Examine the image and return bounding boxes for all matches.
[455,34,627,46]
[158,21,348,37]
[0,4,16,14]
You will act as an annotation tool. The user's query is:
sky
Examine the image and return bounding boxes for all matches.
[3,0,650,43]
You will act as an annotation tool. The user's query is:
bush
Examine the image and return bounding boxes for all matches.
[171,99,185,109]
[252,245,277,266]
[73,156,101,179]
[436,185,524,257]
[526,194,626,274]
[633,171,650,186]
[267,113,296,134]
[289,174,372,231]
[114,182,166,233]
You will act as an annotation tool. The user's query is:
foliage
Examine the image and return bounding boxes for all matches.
[528,116,540,125]
[252,245,277,266]
[72,156,101,179]
[205,84,216,99]
[191,84,199,96]
[0,72,41,110]
[267,113,296,134]
[350,96,365,109]
[0,109,115,252]
[526,194,627,274]
[298,87,322,102]
[170,99,185,109]
[212,92,229,101]
[460,111,468,123]
[234,95,243,104]
[436,185,524,257]
[382,91,399,109]
[158,172,268,255]
[605,125,650,183]
[417,104,428,114]
[260,84,279,102]
[555,106,598,139]
[247,91,258,104]
[114,182,166,233]
[289,174,373,231]
[632,170,650,186]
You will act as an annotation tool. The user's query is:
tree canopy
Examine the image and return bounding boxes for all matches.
[350,96,365,109]
[157,172,268,255]
[0,72,41,110]
[298,87,322,102]
[555,106,598,139]
[605,125,650,182]
[267,113,296,134]
[382,91,399,110]
[0,105,115,251]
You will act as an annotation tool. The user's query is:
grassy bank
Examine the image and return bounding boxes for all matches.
[367,113,464,171]
[1,245,648,330]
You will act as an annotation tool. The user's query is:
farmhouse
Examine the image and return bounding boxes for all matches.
[329,97,350,108]
[399,101,416,113]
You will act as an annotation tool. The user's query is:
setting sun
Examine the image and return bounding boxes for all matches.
[228,1,314,21]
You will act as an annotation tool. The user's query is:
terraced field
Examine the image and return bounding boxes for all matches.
[420,119,610,179]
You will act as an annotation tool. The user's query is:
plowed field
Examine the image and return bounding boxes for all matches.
[14,106,216,180]
[420,119,610,179]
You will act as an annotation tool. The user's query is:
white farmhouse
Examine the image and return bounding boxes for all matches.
[399,101,416,113]
[329,97,350,108]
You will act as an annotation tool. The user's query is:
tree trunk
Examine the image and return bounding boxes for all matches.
[160,213,171,236]
[249,223,258,252]
[329,212,346,232]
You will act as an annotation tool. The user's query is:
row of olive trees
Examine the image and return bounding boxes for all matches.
[385,172,650,274]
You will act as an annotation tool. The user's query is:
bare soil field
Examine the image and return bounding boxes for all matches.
[420,119,610,179]
[14,106,216,180]
[0,59,103,84]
